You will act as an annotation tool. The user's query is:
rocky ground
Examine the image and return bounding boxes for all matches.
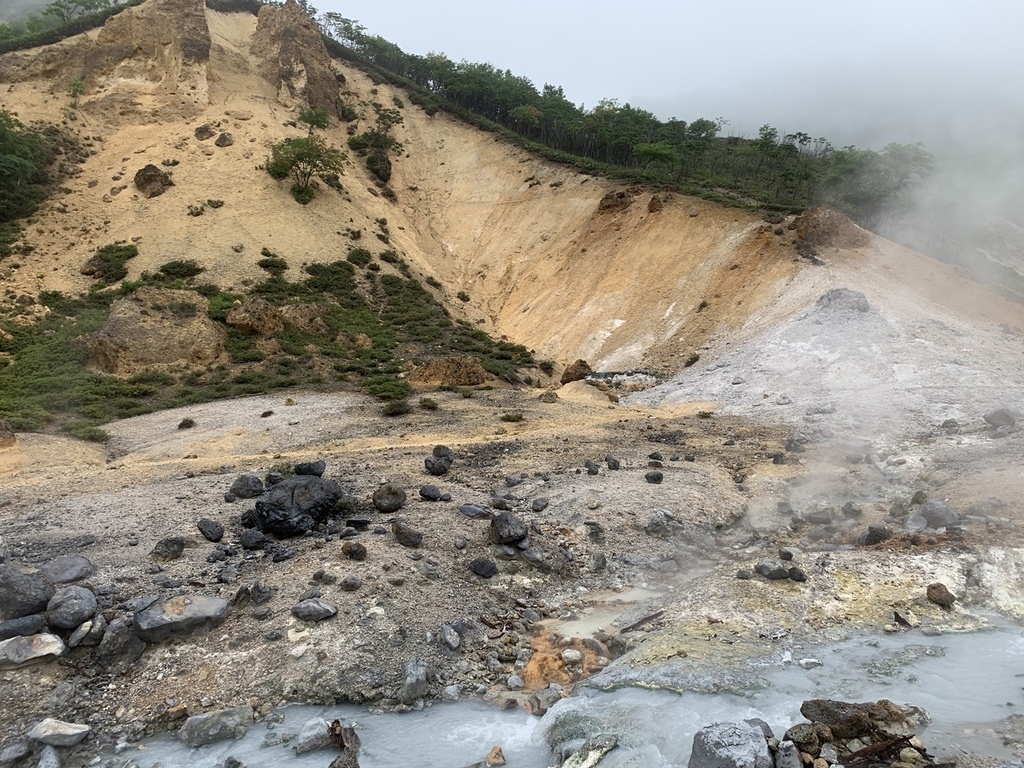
[2,377,1024,767]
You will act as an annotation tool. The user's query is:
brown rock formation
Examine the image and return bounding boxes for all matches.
[86,287,224,374]
[225,298,284,336]
[250,0,341,112]
[409,356,488,387]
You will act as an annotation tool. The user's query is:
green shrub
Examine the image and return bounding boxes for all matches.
[381,399,411,416]
[290,183,315,204]
[85,243,138,284]
[418,397,438,411]
[339,103,358,122]
[346,247,372,267]
[379,249,400,264]
[158,259,204,279]
[500,411,524,423]
[365,376,411,401]
[366,150,392,183]
[457,290,470,302]
[257,256,289,276]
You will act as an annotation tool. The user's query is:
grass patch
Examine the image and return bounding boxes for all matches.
[84,243,138,285]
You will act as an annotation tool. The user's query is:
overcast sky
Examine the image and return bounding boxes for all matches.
[317,0,1024,152]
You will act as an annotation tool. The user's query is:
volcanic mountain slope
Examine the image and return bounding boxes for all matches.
[1,0,1023,393]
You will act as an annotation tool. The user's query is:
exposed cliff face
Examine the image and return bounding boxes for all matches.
[82,0,212,123]
[249,0,341,112]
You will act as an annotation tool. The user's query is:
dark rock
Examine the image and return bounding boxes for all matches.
[532,497,549,513]
[689,721,773,768]
[459,503,489,519]
[910,490,928,505]
[0,739,31,764]
[984,408,1017,429]
[68,614,106,647]
[927,582,956,607]
[506,473,526,487]
[0,613,46,641]
[150,536,186,561]
[372,483,406,513]
[606,455,621,470]
[254,476,342,537]
[649,451,664,461]
[783,722,819,755]
[585,460,600,476]
[133,164,174,198]
[489,496,511,511]
[266,471,285,486]
[803,505,834,525]
[920,499,960,529]
[392,521,423,548]
[859,525,891,546]
[224,492,237,503]
[294,460,326,477]
[490,511,528,544]
[178,706,254,747]
[432,444,454,459]
[419,485,442,501]
[645,509,675,537]
[39,556,95,585]
[560,359,592,384]
[229,474,265,499]
[735,569,753,580]
[841,502,863,518]
[399,659,428,703]
[45,586,97,629]
[341,541,367,561]
[133,594,229,642]
[645,470,664,484]
[754,561,791,580]
[469,558,498,578]
[0,633,65,669]
[778,548,794,561]
[238,529,266,550]
[799,699,898,740]
[291,598,337,622]
[194,124,216,140]
[788,567,807,582]
[0,563,54,621]
[339,574,362,592]
[197,518,224,543]
[424,454,453,476]
[214,132,234,147]
[96,618,145,671]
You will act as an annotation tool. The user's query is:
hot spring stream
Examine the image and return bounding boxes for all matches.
[113,617,1023,767]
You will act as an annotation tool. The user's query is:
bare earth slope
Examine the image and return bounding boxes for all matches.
[4,2,1024,764]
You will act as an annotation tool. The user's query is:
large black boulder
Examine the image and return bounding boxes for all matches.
[252,476,342,538]
[0,563,54,621]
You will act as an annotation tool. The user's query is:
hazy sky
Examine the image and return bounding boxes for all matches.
[317,0,1024,151]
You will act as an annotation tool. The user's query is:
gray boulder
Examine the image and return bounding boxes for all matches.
[133,595,229,642]
[689,721,772,768]
[399,659,428,703]
[253,476,342,537]
[39,556,95,585]
[37,745,59,768]
[291,598,337,622]
[96,617,145,670]
[984,408,1017,428]
[0,633,65,669]
[68,614,107,647]
[919,499,960,529]
[27,718,90,746]
[178,706,253,747]
[46,586,97,630]
[754,561,791,580]
[0,563,54,620]
[0,613,46,641]
[292,717,331,755]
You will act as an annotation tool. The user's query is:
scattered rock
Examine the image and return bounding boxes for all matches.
[926,582,956,607]
[150,536,186,561]
[0,614,46,641]
[96,618,145,671]
[39,556,95,585]
[560,359,592,385]
[485,745,506,765]
[754,561,791,580]
[198,518,225,542]
[0,633,65,669]
[339,574,362,592]
[341,541,367,561]
[440,624,461,650]
[814,288,870,313]
[253,476,342,537]
[215,132,234,147]
[133,594,230,642]
[45,585,97,629]
[919,499,959,529]
[419,484,442,501]
[133,164,174,198]
[644,470,664,484]
[178,706,254,747]
[984,408,1017,429]
[0,563,55,620]
[292,717,330,755]
[690,721,773,768]
[392,520,423,548]
[291,598,336,622]
[295,460,326,477]
[27,718,90,747]
[459,503,489,519]
[399,659,428,703]
[194,124,216,140]
[490,511,528,544]
[372,483,407,513]
[469,558,498,578]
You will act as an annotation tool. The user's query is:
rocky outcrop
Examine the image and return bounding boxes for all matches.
[251,475,343,537]
[226,297,285,336]
[250,0,342,112]
[409,356,488,387]
[85,287,225,374]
